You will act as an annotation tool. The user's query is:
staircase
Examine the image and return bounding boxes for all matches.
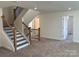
[0,6,39,52]
[4,26,29,50]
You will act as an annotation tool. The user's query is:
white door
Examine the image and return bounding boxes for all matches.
[62,16,69,40]
[67,16,73,42]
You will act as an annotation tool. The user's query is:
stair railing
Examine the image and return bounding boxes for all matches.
[31,28,40,41]
[1,16,16,51]
[22,22,40,44]
[22,22,31,44]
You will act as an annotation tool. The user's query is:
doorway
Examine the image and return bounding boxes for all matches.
[62,16,73,42]
[28,16,40,40]
[28,16,40,29]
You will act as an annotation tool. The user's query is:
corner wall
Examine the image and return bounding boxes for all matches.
[40,10,79,42]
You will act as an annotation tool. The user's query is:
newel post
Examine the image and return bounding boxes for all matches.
[12,27,16,51]
[38,28,40,41]
[28,27,31,44]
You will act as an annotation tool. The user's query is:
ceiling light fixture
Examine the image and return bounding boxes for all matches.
[68,8,71,10]
[34,2,38,11]
[34,7,37,10]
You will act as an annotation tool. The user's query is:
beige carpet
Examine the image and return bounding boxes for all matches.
[0,38,79,57]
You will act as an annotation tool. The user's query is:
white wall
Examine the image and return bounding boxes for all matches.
[40,10,79,42]
[0,8,3,47]
[22,9,40,25]
[40,13,63,40]
[0,8,14,51]
[3,6,14,26]
[14,9,27,33]
[0,33,2,47]
[0,8,3,29]
[1,30,15,51]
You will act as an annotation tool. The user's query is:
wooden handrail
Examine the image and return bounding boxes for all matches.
[22,22,29,29]
[1,16,14,30]
[31,29,38,30]
[1,16,16,51]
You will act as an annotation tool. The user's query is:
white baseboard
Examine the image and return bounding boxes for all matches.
[41,36,64,41]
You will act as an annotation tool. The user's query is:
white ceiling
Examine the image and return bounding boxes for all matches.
[0,2,15,8]
[1,1,79,12]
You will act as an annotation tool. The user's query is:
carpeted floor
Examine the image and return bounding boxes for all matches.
[0,38,79,57]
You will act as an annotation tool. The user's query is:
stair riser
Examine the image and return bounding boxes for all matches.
[7,33,21,36]
[17,40,27,45]
[9,35,22,38]
[17,43,29,50]
[12,37,25,42]
[10,36,23,39]
[6,31,19,33]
